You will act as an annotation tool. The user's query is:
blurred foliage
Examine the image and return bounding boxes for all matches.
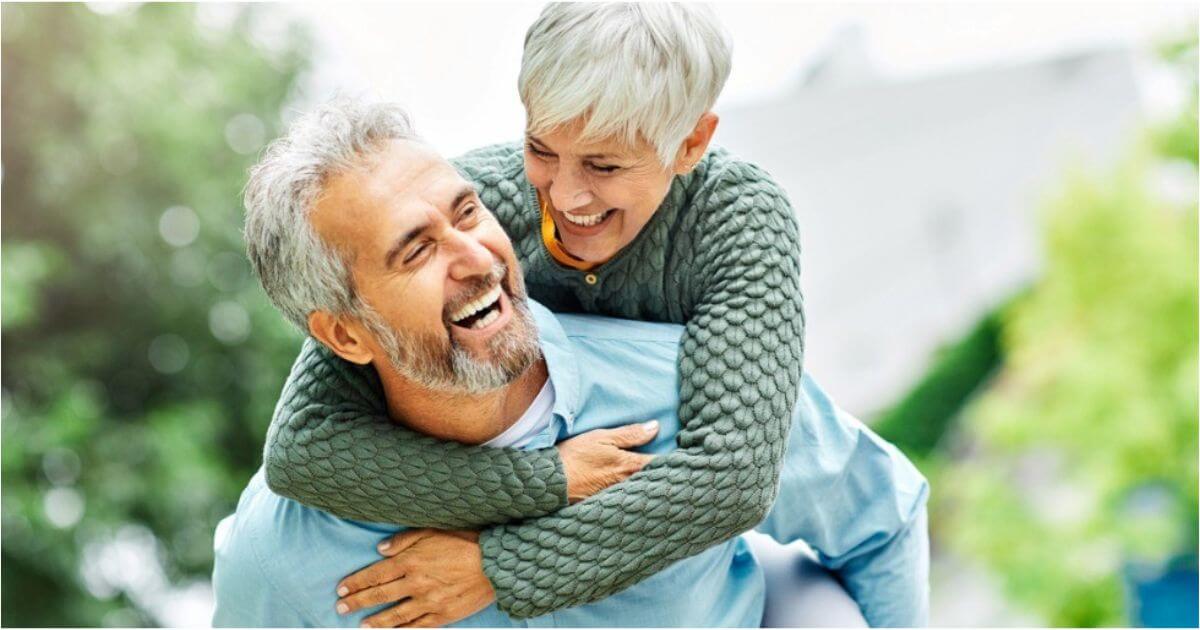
[873,306,1004,459]
[1,4,310,626]
[929,29,1198,626]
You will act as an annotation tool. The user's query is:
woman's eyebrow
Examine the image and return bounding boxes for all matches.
[527,134,621,160]
[525,134,552,151]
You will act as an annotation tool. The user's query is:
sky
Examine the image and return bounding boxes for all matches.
[288,1,1197,156]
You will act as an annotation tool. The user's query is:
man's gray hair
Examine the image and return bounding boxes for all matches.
[243,99,419,332]
[519,2,732,165]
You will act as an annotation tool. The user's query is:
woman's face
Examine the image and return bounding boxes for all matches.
[523,119,678,264]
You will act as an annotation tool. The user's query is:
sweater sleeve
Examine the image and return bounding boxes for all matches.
[263,337,568,528]
[479,161,806,618]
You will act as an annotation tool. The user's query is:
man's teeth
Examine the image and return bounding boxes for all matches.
[470,308,501,329]
[561,209,612,227]
[450,285,502,323]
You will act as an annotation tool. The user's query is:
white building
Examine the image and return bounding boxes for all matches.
[716,38,1142,416]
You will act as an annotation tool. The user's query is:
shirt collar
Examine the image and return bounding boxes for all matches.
[528,299,581,431]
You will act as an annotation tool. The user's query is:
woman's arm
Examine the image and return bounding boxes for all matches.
[477,162,805,617]
[264,337,569,527]
[265,337,657,527]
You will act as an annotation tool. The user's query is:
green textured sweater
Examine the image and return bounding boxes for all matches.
[263,142,805,618]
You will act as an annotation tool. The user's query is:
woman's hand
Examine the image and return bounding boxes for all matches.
[336,530,495,628]
[556,421,659,503]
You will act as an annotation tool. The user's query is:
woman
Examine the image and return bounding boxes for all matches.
[266,3,804,626]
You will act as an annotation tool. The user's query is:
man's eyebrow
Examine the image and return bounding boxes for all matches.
[383,185,476,269]
[384,222,430,269]
[450,184,475,211]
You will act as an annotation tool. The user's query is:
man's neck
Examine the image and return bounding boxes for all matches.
[375,359,550,446]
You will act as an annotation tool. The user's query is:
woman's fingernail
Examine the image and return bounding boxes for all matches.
[337,585,349,597]
[377,540,390,553]
[644,420,658,432]
[336,602,349,614]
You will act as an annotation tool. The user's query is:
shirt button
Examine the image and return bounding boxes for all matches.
[584,273,598,285]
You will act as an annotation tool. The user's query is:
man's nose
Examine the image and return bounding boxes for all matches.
[446,231,495,281]
[548,164,594,212]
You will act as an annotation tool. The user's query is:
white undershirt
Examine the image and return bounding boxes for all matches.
[482,379,556,449]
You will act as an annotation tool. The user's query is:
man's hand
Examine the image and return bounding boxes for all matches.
[556,421,659,503]
[336,530,494,628]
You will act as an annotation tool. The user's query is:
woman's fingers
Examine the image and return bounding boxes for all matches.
[625,451,654,471]
[339,555,408,597]
[402,613,447,628]
[361,599,427,628]
[558,422,661,502]
[337,578,411,615]
[606,420,659,448]
[377,529,433,557]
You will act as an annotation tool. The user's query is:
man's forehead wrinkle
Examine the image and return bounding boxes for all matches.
[312,164,404,269]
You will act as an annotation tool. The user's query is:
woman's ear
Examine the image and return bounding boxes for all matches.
[308,311,375,365]
[672,112,720,175]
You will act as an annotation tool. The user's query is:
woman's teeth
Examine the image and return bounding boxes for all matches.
[561,209,613,227]
[450,285,502,326]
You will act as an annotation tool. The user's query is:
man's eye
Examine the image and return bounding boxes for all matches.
[404,243,430,264]
[588,163,619,174]
[457,204,482,227]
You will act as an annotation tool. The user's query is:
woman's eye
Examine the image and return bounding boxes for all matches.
[526,143,554,159]
[588,163,619,174]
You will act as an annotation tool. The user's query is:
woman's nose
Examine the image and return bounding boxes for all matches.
[549,166,594,212]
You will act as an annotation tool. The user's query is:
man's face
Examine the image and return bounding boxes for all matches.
[311,139,539,393]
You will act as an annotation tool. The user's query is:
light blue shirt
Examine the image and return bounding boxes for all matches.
[212,302,929,627]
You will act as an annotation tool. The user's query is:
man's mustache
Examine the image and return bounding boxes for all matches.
[442,262,510,324]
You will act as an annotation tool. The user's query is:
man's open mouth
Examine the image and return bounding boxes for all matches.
[448,284,503,330]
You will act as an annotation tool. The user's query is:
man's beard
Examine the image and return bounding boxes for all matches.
[358,262,541,395]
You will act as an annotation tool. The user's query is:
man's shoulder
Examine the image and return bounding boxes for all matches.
[212,470,318,625]
[542,307,684,387]
[212,470,394,627]
[553,311,685,346]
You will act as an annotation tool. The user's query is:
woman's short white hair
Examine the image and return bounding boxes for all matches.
[519,2,732,165]
[243,98,419,332]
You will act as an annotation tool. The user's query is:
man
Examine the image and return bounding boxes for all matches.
[212,99,929,627]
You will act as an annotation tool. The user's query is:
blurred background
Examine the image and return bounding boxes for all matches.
[1,2,1196,626]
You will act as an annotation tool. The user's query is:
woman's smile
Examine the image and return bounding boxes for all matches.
[554,207,619,236]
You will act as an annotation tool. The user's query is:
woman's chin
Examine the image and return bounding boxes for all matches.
[560,235,620,264]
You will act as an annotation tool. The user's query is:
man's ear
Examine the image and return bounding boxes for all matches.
[307,311,375,365]
[672,112,719,175]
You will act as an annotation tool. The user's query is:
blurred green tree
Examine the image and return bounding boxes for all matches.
[931,30,1198,626]
[2,4,310,625]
